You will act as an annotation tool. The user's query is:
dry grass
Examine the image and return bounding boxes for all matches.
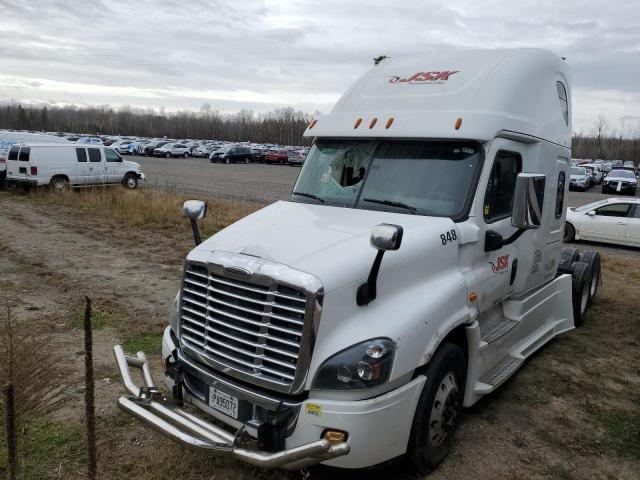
[27,186,261,239]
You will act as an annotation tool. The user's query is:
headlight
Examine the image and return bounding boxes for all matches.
[312,338,395,390]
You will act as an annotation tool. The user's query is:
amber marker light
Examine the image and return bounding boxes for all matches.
[308,119,317,129]
[385,117,394,129]
[469,292,478,302]
[323,430,347,444]
[369,117,378,129]
[455,118,463,130]
[354,118,363,129]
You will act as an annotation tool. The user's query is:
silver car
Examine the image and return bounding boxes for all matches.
[154,142,191,158]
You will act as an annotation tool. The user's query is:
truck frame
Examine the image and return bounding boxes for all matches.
[114,48,600,473]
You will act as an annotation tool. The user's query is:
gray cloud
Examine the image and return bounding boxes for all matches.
[0,0,639,132]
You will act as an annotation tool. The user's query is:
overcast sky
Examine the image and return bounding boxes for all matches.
[1,0,639,134]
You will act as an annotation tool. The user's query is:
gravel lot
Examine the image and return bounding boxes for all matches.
[133,154,639,206]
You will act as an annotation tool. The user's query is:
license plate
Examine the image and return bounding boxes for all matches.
[209,387,239,419]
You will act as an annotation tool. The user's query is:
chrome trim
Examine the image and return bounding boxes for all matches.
[179,250,323,395]
[113,345,349,469]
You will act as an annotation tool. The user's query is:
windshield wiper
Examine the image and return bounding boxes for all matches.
[362,198,417,214]
[292,191,325,203]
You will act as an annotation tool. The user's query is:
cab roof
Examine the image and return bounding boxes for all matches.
[305,48,571,147]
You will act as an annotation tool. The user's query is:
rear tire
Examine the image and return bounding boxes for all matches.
[563,222,575,243]
[571,262,592,327]
[406,343,465,475]
[558,246,580,273]
[579,250,601,303]
[244,157,250,164]
[123,174,138,189]
[183,152,189,158]
[49,177,69,193]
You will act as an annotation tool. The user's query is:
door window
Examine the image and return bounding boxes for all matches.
[555,171,566,219]
[105,149,121,162]
[633,205,640,219]
[8,146,19,160]
[18,147,30,162]
[88,148,102,162]
[594,204,631,217]
[483,151,522,222]
[76,148,87,162]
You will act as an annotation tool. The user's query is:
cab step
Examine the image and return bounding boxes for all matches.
[474,357,524,395]
[480,316,519,344]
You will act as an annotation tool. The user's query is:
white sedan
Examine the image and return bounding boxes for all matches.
[564,198,640,247]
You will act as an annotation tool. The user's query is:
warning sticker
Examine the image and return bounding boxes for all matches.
[305,403,322,416]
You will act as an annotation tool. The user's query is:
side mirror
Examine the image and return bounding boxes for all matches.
[511,173,545,230]
[370,223,403,251]
[357,224,403,306]
[182,200,207,245]
[587,210,596,216]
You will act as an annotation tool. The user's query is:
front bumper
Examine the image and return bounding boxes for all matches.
[113,345,349,469]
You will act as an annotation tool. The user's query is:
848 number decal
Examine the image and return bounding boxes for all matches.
[440,229,457,245]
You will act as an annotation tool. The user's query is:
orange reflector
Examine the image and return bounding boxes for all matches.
[455,118,462,130]
[323,430,347,444]
[385,117,394,129]
[469,292,478,302]
[354,118,363,129]
[308,119,317,129]
[369,117,378,129]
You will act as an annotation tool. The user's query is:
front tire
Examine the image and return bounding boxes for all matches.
[406,343,465,475]
[123,174,138,189]
[165,152,171,158]
[183,152,189,158]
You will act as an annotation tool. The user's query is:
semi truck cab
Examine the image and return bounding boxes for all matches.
[114,49,600,473]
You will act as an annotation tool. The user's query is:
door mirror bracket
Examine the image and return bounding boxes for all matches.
[357,224,403,306]
[182,200,207,245]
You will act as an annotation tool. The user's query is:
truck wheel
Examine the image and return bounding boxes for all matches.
[406,343,465,475]
[571,262,592,327]
[123,174,138,189]
[579,251,601,302]
[563,223,575,243]
[49,177,69,193]
[558,246,580,274]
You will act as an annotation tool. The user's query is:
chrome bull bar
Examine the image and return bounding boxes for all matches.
[113,345,350,469]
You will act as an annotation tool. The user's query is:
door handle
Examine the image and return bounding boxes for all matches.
[616,222,627,225]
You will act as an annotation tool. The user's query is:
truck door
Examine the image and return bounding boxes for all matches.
[75,147,90,184]
[472,144,524,311]
[87,147,107,184]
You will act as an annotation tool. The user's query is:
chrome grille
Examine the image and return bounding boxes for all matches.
[179,260,314,392]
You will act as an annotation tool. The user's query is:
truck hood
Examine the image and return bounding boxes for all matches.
[189,201,457,293]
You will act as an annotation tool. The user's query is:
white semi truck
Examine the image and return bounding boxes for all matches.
[114,49,600,473]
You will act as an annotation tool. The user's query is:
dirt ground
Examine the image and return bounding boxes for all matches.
[0,189,639,480]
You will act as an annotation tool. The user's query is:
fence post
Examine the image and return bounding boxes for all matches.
[5,383,17,480]
[84,297,97,480]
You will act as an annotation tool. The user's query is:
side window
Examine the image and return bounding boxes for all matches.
[76,148,87,162]
[557,81,569,126]
[633,206,640,219]
[483,151,522,222]
[18,147,30,162]
[8,146,19,160]
[104,149,121,162]
[88,148,102,162]
[595,204,630,218]
[555,171,566,219]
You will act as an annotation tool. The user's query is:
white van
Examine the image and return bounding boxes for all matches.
[6,143,145,191]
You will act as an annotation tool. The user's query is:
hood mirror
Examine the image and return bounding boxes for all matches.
[357,224,403,306]
[182,200,207,245]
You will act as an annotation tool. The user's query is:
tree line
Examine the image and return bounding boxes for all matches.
[0,103,313,146]
[0,103,639,162]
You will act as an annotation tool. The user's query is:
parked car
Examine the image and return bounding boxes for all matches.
[209,145,252,164]
[77,136,103,145]
[250,147,267,163]
[143,140,172,156]
[583,164,604,184]
[264,149,289,165]
[601,169,638,196]
[5,143,145,191]
[154,143,191,158]
[564,198,640,246]
[569,166,590,191]
[287,150,306,166]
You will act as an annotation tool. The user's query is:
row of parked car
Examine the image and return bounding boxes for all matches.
[103,138,309,166]
[570,160,638,195]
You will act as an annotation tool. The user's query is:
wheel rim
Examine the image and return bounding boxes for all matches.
[581,284,589,313]
[54,181,67,192]
[428,371,459,448]
[245,158,249,164]
[126,177,136,188]
[590,266,599,296]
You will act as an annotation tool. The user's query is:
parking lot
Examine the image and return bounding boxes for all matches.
[133,155,639,207]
